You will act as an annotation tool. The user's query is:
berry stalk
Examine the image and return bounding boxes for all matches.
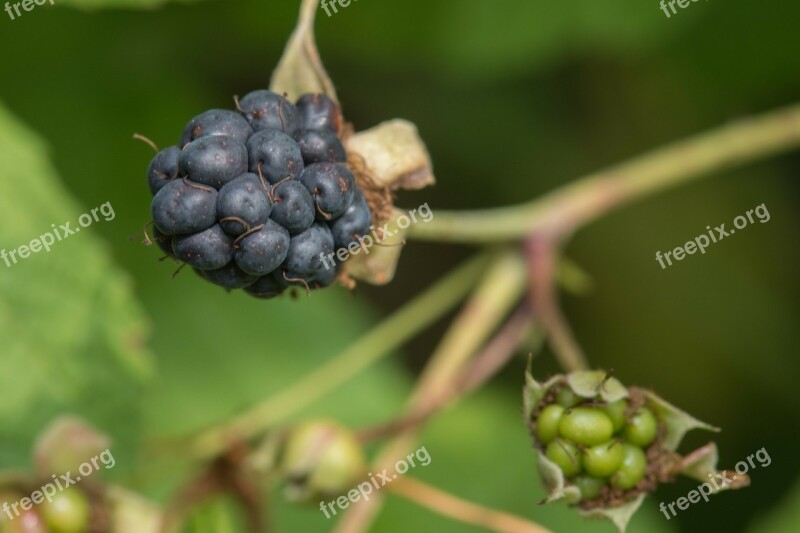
[409,102,800,243]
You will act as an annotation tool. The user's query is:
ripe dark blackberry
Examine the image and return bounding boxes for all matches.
[282,222,335,276]
[180,109,254,147]
[296,93,342,133]
[142,90,376,299]
[152,179,218,235]
[330,189,372,250]
[172,224,234,270]
[244,275,287,299]
[234,220,290,275]
[217,174,272,236]
[179,136,249,189]
[195,262,258,290]
[246,129,304,183]
[299,163,356,221]
[237,90,300,135]
[147,146,180,195]
[269,180,315,235]
[294,129,347,165]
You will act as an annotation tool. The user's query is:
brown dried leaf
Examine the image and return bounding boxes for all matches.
[346,119,435,191]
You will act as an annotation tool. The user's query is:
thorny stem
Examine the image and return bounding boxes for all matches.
[410,103,800,243]
[183,253,491,459]
[386,477,553,533]
[335,251,529,533]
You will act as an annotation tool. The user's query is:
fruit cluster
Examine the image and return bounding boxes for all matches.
[145,90,373,298]
[533,387,661,504]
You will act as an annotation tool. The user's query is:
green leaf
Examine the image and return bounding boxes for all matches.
[0,101,153,470]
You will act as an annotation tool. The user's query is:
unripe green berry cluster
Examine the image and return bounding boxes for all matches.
[533,390,660,502]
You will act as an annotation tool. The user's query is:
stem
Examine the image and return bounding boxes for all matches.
[356,305,536,443]
[335,250,528,533]
[410,103,800,243]
[184,253,491,459]
[386,477,553,533]
[526,236,588,372]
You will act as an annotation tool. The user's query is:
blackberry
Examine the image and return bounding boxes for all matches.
[294,128,347,164]
[282,223,335,276]
[269,180,315,235]
[296,93,343,133]
[195,262,258,290]
[147,146,180,195]
[217,173,272,236]
[234,220,290,275]
[172,224,234,270]
[179,136,248,189]
[299,163,356,221]
[330,189,371,249]
[141,89,373,299]
[152,179,217,236]
[244,275,287,299]
[237,90,300,135]
[246,129,304,184]
[180,109,253,147]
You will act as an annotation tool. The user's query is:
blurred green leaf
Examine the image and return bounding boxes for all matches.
[0,102,153,470]
[58,0,207,9]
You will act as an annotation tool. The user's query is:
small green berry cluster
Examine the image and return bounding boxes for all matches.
[533,388,660,503]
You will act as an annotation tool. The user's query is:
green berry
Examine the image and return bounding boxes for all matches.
[612,444,648,490]
[624,407,658,447]
[535,404,564,444]
[279,420,366,501]
[556,388,580,408]
[602,399,628,433]
[41,489,89,533]
[583,440,624,477]
[573,475,606,501]
[545,438,582,478]
[558,407,614,446]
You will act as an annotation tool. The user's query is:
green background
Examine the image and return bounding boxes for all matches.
[0,0,798,531]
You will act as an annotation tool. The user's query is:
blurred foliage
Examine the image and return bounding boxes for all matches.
[0,0,798,532]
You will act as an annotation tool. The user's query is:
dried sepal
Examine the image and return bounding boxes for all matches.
[270,0,338,103]
[342,208,409,285]
[345,120,436,191]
